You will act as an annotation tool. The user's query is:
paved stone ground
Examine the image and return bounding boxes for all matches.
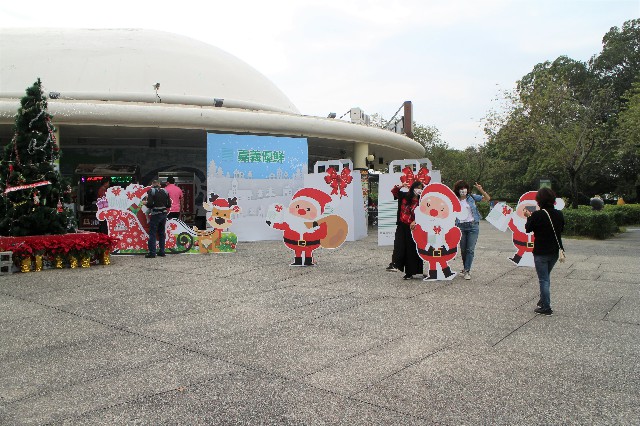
[1,222,639,425]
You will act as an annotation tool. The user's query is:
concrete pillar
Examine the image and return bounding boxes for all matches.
[353,142,369,169]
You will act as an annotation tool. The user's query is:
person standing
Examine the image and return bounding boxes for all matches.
[391,180,424,280]
[144,180,172,258]
[386,181,410,272]
[524,187,565,316]
[164,176,184,219]
[453,180,490,280]
[97,177,110,234]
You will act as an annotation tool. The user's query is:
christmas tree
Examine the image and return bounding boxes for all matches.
[0,79,75,236]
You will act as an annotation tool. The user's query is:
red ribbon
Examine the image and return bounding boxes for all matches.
[324,167,353,198]
[433,225,442,234]
[502,205,511,216]
[400,166,431,186]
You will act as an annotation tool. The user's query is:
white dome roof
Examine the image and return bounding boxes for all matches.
[0,28,299,114]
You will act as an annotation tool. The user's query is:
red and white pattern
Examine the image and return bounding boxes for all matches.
[96,183,189,251]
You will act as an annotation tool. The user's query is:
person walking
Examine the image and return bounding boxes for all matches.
[390,180,424,280]
[164,176,184,219]
[144,180,172,258]
[524,187,565,316]
[453,180,490,280]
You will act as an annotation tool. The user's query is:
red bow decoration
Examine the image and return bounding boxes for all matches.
[502,205,512,216]
[399,166,431,186]
[324,167,353,198]
[433,225,442,234]
[275,204,283,212]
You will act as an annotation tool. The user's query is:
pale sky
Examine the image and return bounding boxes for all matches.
[1,0,638,149]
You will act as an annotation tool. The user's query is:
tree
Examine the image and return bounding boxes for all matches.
[371,115,488,188]
[0,79,74,236]
[411,123,487,187]
[485,57,618,207]
[590,19,640,105]
[612,79,640,201]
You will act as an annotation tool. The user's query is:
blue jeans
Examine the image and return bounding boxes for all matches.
[534,253,558,310]
[458,221,479,272]
[148,212,167,255]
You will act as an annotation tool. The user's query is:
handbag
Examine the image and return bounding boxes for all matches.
[543,209,566,263]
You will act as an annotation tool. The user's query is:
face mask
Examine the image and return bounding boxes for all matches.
[459,189,467,197]
[414,188,423,196]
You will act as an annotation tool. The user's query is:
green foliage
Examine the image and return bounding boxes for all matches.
[412,123,487,188]
[611,80,640,200]
[603,204,640,225]
[0,79,74,236]
[476,201,491,219]
[563,209,618,239]
[562,204,640,239]
[366,20,640,206]
[590,19,640,103]
[477,19,640,204]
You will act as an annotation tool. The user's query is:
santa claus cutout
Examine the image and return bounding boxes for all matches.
[505,191,538,266]
[497,191,565,267]
[266,187,348,266]
[412,183,463,280]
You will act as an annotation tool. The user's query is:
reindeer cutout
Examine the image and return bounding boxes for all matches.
[196,192,241,253]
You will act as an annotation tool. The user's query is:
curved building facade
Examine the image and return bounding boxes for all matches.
[0,28,423,169]
[0,29,424,227]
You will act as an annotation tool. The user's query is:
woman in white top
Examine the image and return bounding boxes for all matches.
[453,180,490,280]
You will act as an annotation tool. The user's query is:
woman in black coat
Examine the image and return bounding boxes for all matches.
[524,188,564,316]
[390,180,425,280]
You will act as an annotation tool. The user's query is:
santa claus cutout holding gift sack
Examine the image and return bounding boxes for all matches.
[266,187,348,266]
[412,183,463,281]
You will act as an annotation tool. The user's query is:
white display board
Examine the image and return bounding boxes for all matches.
[303,159,367,241]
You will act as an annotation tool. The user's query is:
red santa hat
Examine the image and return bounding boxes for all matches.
[518,190,565,210]
[420,183,462,215]
[212,198,230,209]
[517,191,537,205]
[205,195,240,212]
[292,187,332,214]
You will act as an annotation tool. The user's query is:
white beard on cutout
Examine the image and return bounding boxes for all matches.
[414,209,456,249]
[511,212,528,232]
[283,211,315,237]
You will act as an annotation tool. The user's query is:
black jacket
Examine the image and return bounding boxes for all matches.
[525,207,564,255]
[146,187,171,214]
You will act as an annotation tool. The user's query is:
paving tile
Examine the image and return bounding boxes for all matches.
[1,223,639,424]
[69,369,424,425]
[0,311,115,359]
[195,319,390,379]
[355,344,640,424]
[0,331,180,402]
[2,352,242,425]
